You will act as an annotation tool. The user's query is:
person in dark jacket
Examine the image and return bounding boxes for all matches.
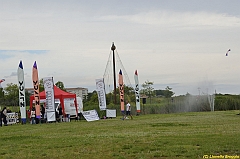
[2,107,8,126]
[0,110,2,127]
[57,104,63,122]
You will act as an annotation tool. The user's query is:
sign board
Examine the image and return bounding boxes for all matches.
[106,109,116,118]
[82,110,99,122]
[1,113,19,125]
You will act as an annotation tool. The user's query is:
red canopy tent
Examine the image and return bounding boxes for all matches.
[30,85,78,116]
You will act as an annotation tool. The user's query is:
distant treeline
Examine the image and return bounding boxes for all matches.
[84,94,240,117]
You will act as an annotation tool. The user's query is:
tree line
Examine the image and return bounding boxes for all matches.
[1,80,173,106]
[0,80,66,107]
[1,80,239,114]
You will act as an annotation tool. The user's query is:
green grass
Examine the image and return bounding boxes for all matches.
[0,110,239,159]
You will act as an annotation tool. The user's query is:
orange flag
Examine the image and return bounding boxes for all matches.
[119,69,124,113]
[32,61,41,119]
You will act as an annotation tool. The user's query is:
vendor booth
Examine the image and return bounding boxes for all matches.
[30,85,78,116]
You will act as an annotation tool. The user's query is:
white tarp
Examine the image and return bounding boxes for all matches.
[96,78,107,110]
[55,98,81,116]
[82,110,99,122]
[106,109,116,118]
[64,98,76,115]
[43,77,56,122]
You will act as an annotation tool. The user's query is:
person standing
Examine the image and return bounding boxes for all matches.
[2,107,8,126]
[125,101,133,120]
[30,106,36,124]
[40,105,45,120]
[0,110,2,127]
[57,104,63,122]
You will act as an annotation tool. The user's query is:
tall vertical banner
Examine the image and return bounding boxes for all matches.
[134,70,141,114]
[96,78,107,110]
[119,69,124,113]
[32,61,41,119]
[17,60,26,124]
[43,77,56,122]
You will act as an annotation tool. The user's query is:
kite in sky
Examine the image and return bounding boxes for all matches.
[225,49,231,56]
[0,79,5,83]
[0,79,5,88]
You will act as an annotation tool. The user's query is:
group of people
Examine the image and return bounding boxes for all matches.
[29,103,68,124]
[0,107,8,126]
[2,101,133,125]
[29,105,46,124]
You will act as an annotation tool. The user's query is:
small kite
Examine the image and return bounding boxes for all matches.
[0,79,5,88]
[225,49,231,56]
[0,79,5,83]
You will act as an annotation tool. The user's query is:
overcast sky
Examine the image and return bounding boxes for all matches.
[1,0,240,95]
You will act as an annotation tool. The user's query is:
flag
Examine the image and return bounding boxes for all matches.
[0,79,5,83]
[96,78,107,110]
[134,70,141,114]
[119,69,124,113]
[43,77,56,122]
[0,79,5,88]
[17,60,26,124]
[32,61,41,119]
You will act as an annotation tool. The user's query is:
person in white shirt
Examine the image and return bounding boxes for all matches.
[125,101,133,119]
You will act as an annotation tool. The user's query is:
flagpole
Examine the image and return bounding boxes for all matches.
[111,42,117,105]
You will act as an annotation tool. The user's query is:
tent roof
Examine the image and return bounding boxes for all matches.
[30,85,78,116]
[38,85,76,99]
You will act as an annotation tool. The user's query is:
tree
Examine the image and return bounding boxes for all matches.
[39,78,44,92]
[141,80,155,103]
[164,86,174,98]
[155,89,165,96]
[155,86,175,98]
[55,81,66,91]
[4,83,19,106]
[0,87,5,105]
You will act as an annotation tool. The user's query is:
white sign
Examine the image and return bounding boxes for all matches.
[64,98,76,115]
[106,109,116,118]
[43,77,56,122]
[96,78,107,110]
[82,110,99,122]
[2,113,19,125]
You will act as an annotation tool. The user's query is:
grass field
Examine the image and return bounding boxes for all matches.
[0,110,239,159]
